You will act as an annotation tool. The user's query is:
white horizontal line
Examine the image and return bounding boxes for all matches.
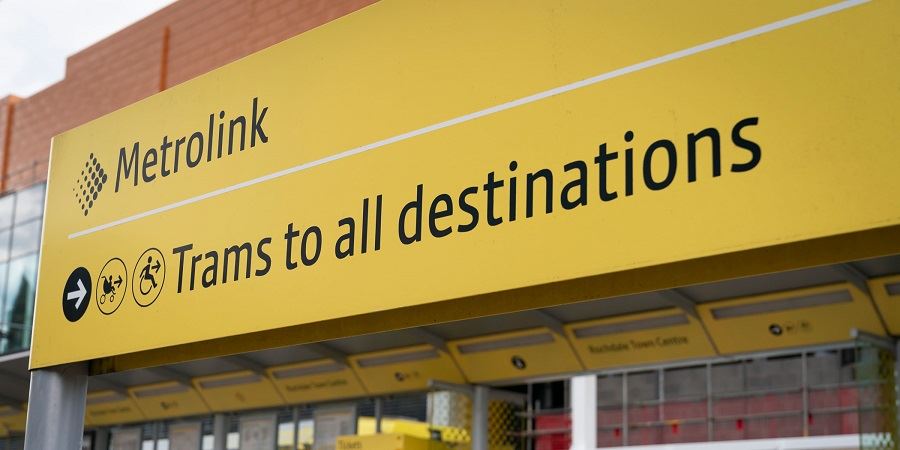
[68,0,867,239]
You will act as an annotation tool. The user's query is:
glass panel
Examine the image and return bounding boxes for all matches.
[597,374,623,447]
[2,255,37,353]
[298,419,314,450]
[0,261,6,355]
[628,371,659,403]
[854,345,897,444]
[712,361,744,395]
[13,183,44,225]
[663,366,708,444]
[0,230,10,263]
[627,371,661,445]
[226,432,239,450]
[712,356,804,441]
[745,355,802,391]
[0,195,14,230]
[665,365,707,400]
[10,220,40,259]
[0,322,8,355]
[278,422,294,450]
[808,349,859,436]
[0,262,8,324]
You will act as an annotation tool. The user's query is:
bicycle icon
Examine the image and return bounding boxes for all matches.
[133,248,165,307]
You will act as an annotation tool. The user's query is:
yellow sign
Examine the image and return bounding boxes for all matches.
[336,433,450,450]
[85,391,145,426]
[0,405,26,435]
[32,0,900,368]
[566,309,716,370]
[129,381,210,420]
[449,328,582,383]
[268,359,367,403]
[350,345,464,394]
[698,283,885,354]
[193,370,284,412]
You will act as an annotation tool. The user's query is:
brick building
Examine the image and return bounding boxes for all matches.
[0,0,374,192]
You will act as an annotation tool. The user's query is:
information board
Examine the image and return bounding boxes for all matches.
[32,0,900,368]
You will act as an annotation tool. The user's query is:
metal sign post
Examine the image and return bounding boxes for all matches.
[23,363,88,450]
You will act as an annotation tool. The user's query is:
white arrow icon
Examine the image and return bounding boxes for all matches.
[66,279,87,310]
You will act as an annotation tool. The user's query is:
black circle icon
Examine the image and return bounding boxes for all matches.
[511,355,527,370]
[133,248,165,307]
[768,324,783,336]
[63,267,92,322]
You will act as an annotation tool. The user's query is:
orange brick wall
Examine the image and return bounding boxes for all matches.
[0,96,20,190]
[2,0,377,192]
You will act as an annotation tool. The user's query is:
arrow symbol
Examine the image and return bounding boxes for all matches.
[152,261,161,273]
[114,275,122,287]
[66,279,87,310]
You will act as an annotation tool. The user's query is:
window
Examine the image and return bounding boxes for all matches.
[589,346,894,447]
[0,182,45,354]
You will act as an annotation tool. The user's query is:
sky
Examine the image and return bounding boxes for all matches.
[0,0,176,98]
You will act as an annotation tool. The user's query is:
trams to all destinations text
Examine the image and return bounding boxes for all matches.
[109,100,762,293]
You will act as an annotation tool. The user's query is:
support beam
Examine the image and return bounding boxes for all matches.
[293,406,301,450]
[212,413,227,450]
[223,355,266,375]
[24,363,88,450]
[374,398,383,433]
[836,263,872,297]
[0,350,28,365]
[489,389,527,404]
[88,376,130,398]
[472,385,489,450]
[306,342,350,367]
[427,379,473,395]
[146,366,194,387]
[895,340,899,443]
[407,328,450,353]
[659,289,700,319]
[93,428,110,450]
[851,328,895,351]
[526,310,567,336]
[569,374,597,450]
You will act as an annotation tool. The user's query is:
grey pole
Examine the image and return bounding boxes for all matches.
[23,363,88,450]
[292,406,300,450]
[374,398,383,434]
[93,428,110,450]
[895,340,899,445]
[472,386,489,450]
[212,414,227,450]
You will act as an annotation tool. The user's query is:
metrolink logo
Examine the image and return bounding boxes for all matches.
[74,97,269,217]
[73,153,109,216]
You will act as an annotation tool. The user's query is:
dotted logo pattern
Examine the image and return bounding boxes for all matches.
[73,153,108,216]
